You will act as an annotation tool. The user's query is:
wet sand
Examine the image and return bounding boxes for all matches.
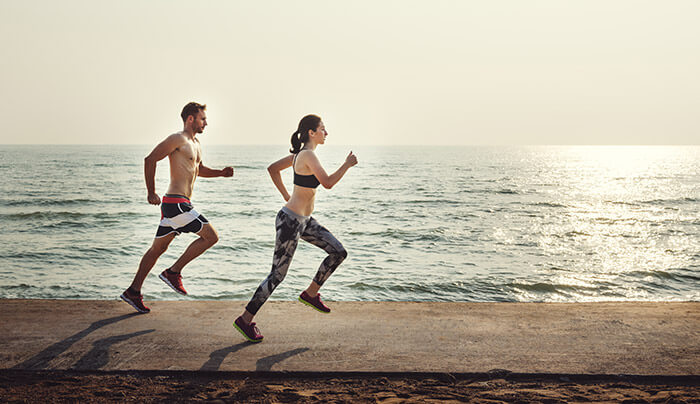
[1,370,698,403]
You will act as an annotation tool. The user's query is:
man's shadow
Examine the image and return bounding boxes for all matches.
[13,313,140,370]
[71,329,155,370]
[200,344,310,372]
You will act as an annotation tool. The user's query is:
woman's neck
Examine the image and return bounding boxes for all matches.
[302,142,318,151]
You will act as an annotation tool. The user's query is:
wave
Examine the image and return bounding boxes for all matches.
[607,197,698,206]
[2,198,128,207]
[0,211,143,221]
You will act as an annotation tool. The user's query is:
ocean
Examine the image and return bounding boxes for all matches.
[1,145,698,302]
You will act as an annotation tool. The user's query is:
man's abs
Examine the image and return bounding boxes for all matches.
[166,146,199,198]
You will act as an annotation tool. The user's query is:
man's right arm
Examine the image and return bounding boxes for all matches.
[144,134,182,205]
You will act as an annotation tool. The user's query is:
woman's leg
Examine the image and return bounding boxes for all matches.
[301,217,348,295]
[243,209,304,318]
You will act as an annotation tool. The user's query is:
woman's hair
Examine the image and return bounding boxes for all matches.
[290,114,322,154]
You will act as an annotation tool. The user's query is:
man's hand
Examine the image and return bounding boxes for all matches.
[148,192,161,205]
[221,166,234,177]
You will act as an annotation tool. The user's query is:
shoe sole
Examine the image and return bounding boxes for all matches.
[159,273,188,296]
[298,296,330,314]
[119,293,150,313]
[232,322,263,343]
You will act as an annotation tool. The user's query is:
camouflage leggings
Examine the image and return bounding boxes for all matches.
[245,206,347,315]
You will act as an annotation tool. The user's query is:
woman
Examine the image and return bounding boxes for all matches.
[234,114,358,342]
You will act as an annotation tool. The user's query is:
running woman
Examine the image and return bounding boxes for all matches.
[120,102,234,313]
[234,114,357,342]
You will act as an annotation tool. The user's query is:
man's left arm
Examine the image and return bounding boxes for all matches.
[199,162,234,178]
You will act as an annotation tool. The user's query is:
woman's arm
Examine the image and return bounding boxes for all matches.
[305,151,357,189]
[268,154,294,201]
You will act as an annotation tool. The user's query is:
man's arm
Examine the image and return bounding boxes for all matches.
[267,154,294,201]
[144,134,182,205]
[199,163,234,178]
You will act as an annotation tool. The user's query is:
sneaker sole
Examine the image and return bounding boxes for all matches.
[232,322,263,343]
[298,296,331,314]
[119,293,149,313]
[159,273,187,296]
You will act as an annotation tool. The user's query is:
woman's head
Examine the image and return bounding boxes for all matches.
[290,114,326,153]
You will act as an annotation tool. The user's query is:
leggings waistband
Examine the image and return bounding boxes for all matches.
[281,206,309,221]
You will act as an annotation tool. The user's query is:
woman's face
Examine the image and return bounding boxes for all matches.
[309,121,327,145]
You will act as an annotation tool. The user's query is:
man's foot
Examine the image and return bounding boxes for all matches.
[159,269,187,295]
[120,288,150,313]
[233,316,263,343]
[298,291,331,313]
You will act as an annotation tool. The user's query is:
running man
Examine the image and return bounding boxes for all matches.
[120,102,233,313]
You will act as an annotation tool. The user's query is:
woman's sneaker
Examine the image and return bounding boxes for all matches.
[159,269,187,295]
[233,316,263,343]
[120,289,150,313]
[299,291,331,313]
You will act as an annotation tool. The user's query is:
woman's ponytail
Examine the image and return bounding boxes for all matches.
[290,130,302,154]
[289,114,321,154]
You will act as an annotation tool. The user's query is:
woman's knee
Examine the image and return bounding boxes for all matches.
[333,246,348,261]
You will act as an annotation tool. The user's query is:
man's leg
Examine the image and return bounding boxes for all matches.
[168,223,219,273]
[130,233,176,292]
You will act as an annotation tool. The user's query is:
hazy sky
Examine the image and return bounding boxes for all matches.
[1,1,698,145]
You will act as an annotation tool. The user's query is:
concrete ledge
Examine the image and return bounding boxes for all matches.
[1,300,698,375]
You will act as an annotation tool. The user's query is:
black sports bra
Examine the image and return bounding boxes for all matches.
[293,152,320,188]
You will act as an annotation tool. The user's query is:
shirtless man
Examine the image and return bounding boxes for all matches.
[120,102,233,313]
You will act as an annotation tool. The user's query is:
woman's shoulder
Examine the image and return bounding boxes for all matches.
[297,149,317,160]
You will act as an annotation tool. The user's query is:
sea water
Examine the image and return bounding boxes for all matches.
[1,145,698,302]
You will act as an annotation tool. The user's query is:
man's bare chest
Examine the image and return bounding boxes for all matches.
[173,142,202,167]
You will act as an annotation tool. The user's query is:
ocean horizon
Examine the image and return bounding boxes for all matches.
[1,144,698,302]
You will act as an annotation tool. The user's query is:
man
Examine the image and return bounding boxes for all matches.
[120,102,233,313]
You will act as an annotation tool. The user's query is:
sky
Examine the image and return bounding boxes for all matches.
[1,1,698,145]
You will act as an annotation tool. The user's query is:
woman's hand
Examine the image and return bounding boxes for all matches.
[345,151,358,167]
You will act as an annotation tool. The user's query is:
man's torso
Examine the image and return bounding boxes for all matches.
[166,133,202,198]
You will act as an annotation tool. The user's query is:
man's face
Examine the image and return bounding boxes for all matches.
[191,110,207,134]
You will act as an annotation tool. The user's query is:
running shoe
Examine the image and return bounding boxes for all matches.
[233,316,263,343]
[120,289,150,313]
[298,291,331,313]
[159,269,187,295]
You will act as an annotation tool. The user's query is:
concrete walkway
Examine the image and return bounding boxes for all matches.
[1,300,698,375]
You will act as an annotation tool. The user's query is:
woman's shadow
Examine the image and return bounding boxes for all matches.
[200,344,309,372]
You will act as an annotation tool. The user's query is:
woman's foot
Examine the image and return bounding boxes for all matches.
[233,316,264,343]
[299,291,331,313]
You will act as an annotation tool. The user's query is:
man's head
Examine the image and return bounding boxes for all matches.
[181,102,207,134]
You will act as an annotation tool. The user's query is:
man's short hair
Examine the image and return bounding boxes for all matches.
[181,102,206,122]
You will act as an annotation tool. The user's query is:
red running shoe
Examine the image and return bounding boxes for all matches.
[159,269,187,295]
[299,291,331,313]
[233,316,263,343]
[120,289,150,313]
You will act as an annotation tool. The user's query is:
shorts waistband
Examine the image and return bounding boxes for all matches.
[163,194,191,204]
[281,206,310,221]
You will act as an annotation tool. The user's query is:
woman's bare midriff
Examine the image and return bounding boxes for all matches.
[285,186,316,216]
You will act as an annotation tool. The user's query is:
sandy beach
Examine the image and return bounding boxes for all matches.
[1,300,698,402]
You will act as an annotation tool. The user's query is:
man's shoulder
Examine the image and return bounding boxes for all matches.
[164,132,189,145]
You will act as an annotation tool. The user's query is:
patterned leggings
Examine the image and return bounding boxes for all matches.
[245,206,347,315]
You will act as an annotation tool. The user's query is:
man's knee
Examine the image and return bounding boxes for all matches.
[150,241,170,255]
[200,224,219,245]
